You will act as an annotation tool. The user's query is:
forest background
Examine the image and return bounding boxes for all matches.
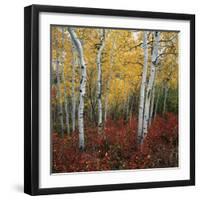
[51,26,178,173]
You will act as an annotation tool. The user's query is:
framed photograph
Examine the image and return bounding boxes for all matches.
[24,4,195,195]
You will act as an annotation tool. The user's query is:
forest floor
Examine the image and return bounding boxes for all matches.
[52,113,178,173]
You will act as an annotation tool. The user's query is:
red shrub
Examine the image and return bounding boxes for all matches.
[52,113,178,173]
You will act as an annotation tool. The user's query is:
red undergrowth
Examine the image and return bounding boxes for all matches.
[52,113,178,173]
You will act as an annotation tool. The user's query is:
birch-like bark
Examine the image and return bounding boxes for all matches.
[143,31,160,136]
[55,32,64,137]
[137,31,148,144]
[97,29,105,134]
[68,27,87,150]
[71,43,76,132]
[61,28,70,134]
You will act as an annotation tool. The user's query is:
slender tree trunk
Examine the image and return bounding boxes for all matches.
[97,29,105,134]
[55,31,64,137]
[154,86,162,119]
[137,31,148,144]
[68,27,87,150]
[61,28,70,134]
[149,85,155,125]
[143,31,160,136]
[52,106,56,127]
[126,95,130,122]
[104,80,110,122]
[87,70,98,125]
[104,34,116,123]
[123,80,127,119]
[163,82,169,115]
[71,43,76,132]
[129,95,134,122]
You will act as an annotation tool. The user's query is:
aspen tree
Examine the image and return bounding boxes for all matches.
[137,31,148,144]
[61,27,70,134]
[55,29,64,137]
[68,27,87,150]
[97,29,105,134]
[143,31,160,136]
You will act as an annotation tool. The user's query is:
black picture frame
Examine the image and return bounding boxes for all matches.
[24,4,195,196]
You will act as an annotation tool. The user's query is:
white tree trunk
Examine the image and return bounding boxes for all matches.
[97,29,105,134]
[143,31,160,136]
[68,28,87,150]
[71,43,76,132]
[55,32,64,137]
[137,31,148,144]
[61,28,70,134]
